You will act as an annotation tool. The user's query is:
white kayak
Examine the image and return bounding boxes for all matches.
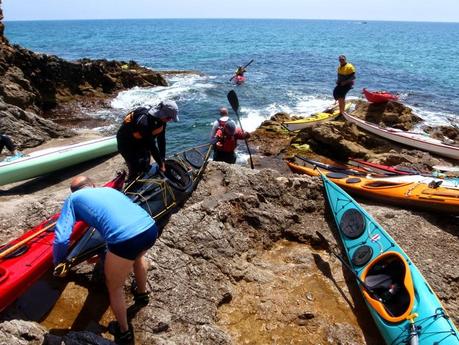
[342,112,459,160]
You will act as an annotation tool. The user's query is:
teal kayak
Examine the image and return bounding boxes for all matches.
[321,174,459,345]
[0,136,117,186]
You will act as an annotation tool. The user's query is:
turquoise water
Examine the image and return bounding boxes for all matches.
[5,19,459,151]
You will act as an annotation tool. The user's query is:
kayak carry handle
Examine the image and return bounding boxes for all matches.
[0,267,9,284]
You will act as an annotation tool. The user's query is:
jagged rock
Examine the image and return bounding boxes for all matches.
[424,125,459,143]
[0,0,6,44]
[0,159,458,344]
[0,99,73,148]
[0,320,46,345]
[350,100,422,130]
[0,3,167,145]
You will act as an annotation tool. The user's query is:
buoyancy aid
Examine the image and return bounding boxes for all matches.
[123,107,164,140]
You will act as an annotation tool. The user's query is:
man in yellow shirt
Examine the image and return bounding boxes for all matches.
[333,55,356,115]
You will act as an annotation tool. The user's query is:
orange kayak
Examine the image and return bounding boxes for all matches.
[287,160,459,214]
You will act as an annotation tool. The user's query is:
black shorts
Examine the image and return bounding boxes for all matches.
[333,85,352,100]
[213,150,236,164]
[108,224,158,260]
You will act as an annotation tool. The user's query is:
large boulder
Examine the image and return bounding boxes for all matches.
[350,100,422,131]
[0,98,73,148]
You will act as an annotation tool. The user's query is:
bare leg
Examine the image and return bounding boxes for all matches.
[338,98,345,114]
[104,251,134,333]
[133,251,148,294]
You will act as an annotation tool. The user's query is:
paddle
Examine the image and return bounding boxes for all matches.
[227,90,254,169]
[315,231,383,302]
[295,155,366,176]
[0,221,56,260]
[229,59,254,82]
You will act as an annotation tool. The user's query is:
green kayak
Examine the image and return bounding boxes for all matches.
[0,136,117,186]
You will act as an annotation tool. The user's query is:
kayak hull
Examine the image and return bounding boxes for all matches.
[322,174,459,344]
[343,112,459,160]
[0,136,118,186]
[235,75,245,85]
[0,172,125,312]
[282,103,350,131]
[363,88,398,103]
[288,160,459,214]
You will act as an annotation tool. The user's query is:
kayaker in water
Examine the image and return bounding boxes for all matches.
[53,175,158,344]
[0,133,23,158]
[235,65,246,77]
[116,100,179,182]
[333,55,356,115]
[209,107,229,141]
[213,119,250,164]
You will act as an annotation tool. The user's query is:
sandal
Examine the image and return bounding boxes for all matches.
[133,290,150,306]
[108,321,134,344]
[130,281,150,306]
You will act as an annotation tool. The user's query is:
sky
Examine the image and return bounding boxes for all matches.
[3,0,459,22]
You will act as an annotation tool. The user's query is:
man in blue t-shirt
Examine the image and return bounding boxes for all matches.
[53,175,158,344]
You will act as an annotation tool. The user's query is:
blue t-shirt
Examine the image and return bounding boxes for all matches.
[53,187,154,264]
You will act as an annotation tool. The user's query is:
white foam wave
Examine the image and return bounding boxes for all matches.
[111,74,215,110]
[409,105,459,128]
[237,94,336,132]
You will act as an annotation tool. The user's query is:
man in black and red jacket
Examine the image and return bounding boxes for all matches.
[116,100,179,182]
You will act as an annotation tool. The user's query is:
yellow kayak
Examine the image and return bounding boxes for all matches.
[282,103,349,131]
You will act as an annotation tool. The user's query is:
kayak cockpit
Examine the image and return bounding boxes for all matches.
[360,251,415,323]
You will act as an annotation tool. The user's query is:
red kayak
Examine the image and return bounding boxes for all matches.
[0,172,125,312]
[362,88,398,103]
[349,159,420,175]
[234,74,245,85]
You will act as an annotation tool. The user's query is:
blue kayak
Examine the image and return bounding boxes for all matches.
[321,174,459,345]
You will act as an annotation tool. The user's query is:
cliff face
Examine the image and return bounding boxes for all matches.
[0,2,167,148]
[0,0,5,43]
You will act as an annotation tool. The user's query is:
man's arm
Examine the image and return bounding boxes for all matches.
[53,197,77,265]
[149,128,166,169]
[340,72,355,86]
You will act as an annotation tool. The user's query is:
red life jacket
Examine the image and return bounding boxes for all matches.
[214,127,246,153]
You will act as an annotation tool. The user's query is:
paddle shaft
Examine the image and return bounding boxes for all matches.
[227,90,254,169]
[315,231,379,300]
[229,59,254,81]
[0,221,56,260]
[295,155,365,176]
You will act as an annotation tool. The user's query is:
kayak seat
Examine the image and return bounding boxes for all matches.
[366,258,411,318]
[364,181,407,188]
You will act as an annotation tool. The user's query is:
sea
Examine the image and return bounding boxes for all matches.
[5,19,459,152]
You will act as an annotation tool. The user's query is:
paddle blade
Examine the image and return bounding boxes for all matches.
[227,90,240,114]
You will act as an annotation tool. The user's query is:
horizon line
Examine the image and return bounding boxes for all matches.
[4,17,459,24]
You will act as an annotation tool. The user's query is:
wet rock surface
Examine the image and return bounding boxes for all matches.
[0,155,457,344]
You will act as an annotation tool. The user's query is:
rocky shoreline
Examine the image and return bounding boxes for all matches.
[1,3,458,345]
